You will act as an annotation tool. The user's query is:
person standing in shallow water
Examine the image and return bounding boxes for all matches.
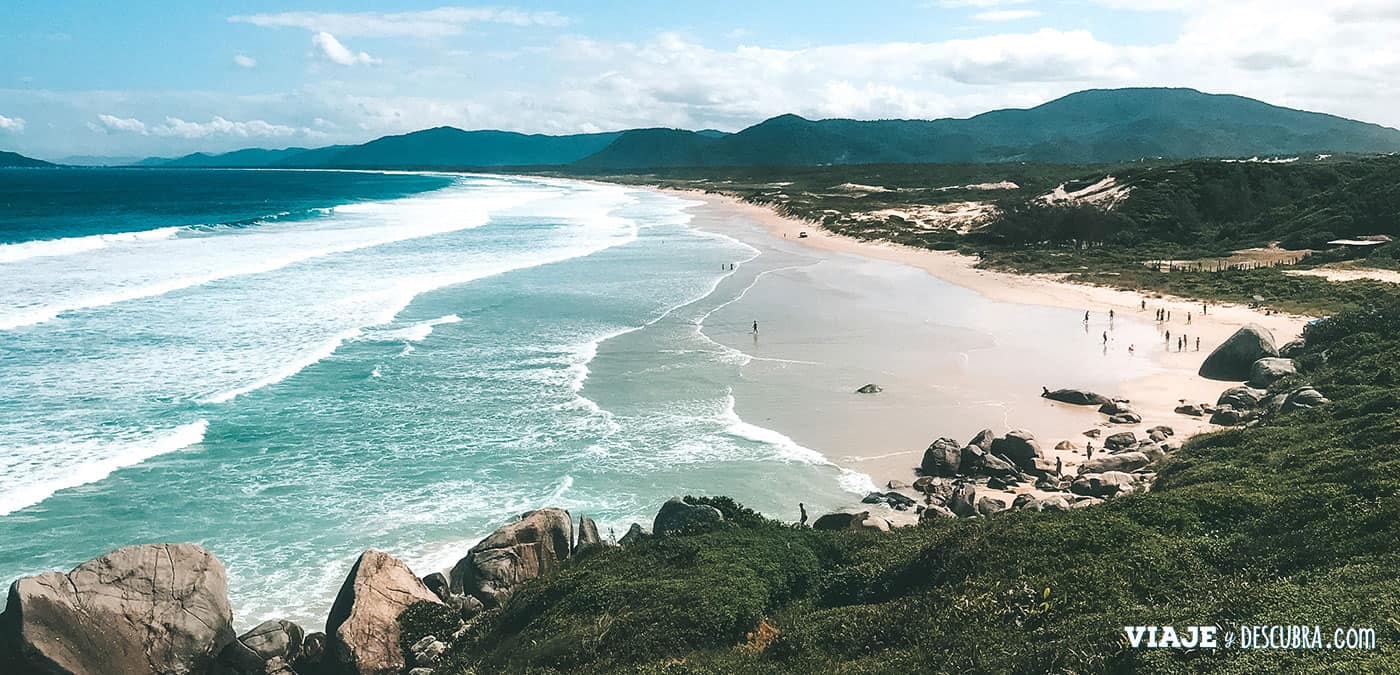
[753,320,759,334]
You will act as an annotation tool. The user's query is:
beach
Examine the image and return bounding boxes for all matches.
[681,190,1312,498]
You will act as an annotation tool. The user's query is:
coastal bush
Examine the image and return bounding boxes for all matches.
[440,303,1400,672]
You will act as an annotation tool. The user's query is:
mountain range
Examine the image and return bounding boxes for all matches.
[10,88,1400,170]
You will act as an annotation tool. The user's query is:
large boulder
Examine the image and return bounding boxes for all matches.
[979,453,1020,479]
[912,476,954,502]
[327,549,442,675]
[1070,471,1136,498]
[1199,324,1278,380]
[919,437,963,477]
[1175,403,1205,417]
[1042,388,1112,406]
[1210,405,1244,426]
[450,508,574,609]
[811,512,857,530]
[0,543,234,675]
[1248,357,1298,388]
[990,430,1041,470]
[1103,431,1137,452]
[1217,385,1268,410]
[652,498,724,536]
[1078,451,1151,475]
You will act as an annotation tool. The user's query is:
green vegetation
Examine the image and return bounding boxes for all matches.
[411,305,1400,673]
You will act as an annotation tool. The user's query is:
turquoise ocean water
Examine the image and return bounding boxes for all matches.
[0,169,858,627]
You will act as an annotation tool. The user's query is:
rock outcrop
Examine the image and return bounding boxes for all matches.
[0,543,234,675]
[855,383,882,394]
[652,498,724,536]
[1281,386,1330,413]
[990,430,1041,470]
[1199,324,1278,380]
[327,549,442,675]
[1217,385,1268,410]
[1070,471,1136,498]
[450,508,573,610]
[1041,388,1112,406]
[919,437,963,476]
[217,619,304,674]
[1079,451,1151,475]
[1103,431,1137,452]
[574,514,605,554]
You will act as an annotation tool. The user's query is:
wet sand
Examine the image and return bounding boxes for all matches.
[681,191,1311,500]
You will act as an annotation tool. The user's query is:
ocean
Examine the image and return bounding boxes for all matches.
[0,169,859,627]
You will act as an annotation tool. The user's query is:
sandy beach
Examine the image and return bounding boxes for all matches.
[679,190,1312,508]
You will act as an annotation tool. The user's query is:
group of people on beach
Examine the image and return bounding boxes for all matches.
[1090,299,1210,355]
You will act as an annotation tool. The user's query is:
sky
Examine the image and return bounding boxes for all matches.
[3,0,1400,160]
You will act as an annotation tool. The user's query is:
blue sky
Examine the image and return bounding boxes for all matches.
[2,1,1398,159]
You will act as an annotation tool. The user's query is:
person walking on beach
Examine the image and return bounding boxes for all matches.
[1166,330,1171,344]
[1187,312,1192,324]
[1196,337,1201,351]
[1128,344,1135,354]
[752,320,759,334]
[1086,442,1095,459]
[1109,309,1115,320]
[1103,331,1108,344]
[1141,299,1147,310]
[1084,311,1090,322]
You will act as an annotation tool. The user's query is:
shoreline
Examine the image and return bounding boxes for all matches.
[671,187,1311,502]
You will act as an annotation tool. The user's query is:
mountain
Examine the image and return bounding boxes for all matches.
[128,88,1400,172]
[0,151,56,168]
[578,88,1400,168]
[310,127,622,168]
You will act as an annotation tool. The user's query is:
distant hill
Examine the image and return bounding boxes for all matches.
[129,88,1400,171]
[0,151,56,168]
[56,155,146,166]
[579,88,1400,168]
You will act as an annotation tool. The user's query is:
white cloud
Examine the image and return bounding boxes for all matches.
[0,114,24,132]
[93,114,148,134]
[233,54,257,68]
[974,9,1043,21]
[311,32,378,66]
[90,113,308,139]
[229,6,568,38]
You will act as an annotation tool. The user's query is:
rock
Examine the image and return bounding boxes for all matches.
[1070,471,1136,498]
[990,430,1041,470]
[1104,431,1137,452]
[1281,386,1330,413]
[884,491,916,508]
[296,632,326,673]
[1175,403,1204,417]
[653,498,724,536]
[407,669,434,675]
[220,619,304,673]
[975,496,1007,517]
[1070,496,1106,508]
[1199,324,1279,380]
[327,549,443,675]
[264,656,296,675]
[1038,496,1071,512]
[1054,440,1078,451]
[1079,451,1151,475]
[968,428,996,452]
[1108,412,1142,425]
[958,444,986,473]
[886,479,910,490]
[619,523,647,547]
[1140,444,1167,462]
[1011,494,1038,510]
[409,635,446,667]
[855,383,882,394]
[1083,428,1102,438]
[1249,357,1298,388]
[861,492,883,504]
[422,572,451,602]
[853,513,892,532]
[1147,429,1167,443]
[918,504,956,523]
[948,482,977,517]
[978,452,1020,479]
[450,508,574,609]
[1026,457,1060,478]
[1278,338,1307,359]
[1148,425,1174,437]
[920,437,963,476]
[1210,405,1243,425]
[1042,388,1112,406]
[0,543,234,675]
[574,514,605,554]
[1034,477,1062,491]
[812,512,857,530]
[1098,400,1132,415]
[1218,385,1268,410]
[912,476,953,500]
